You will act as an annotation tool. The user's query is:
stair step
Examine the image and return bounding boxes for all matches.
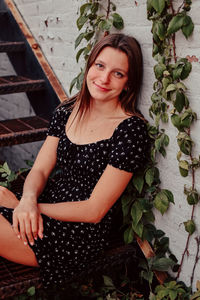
[0,116,49,146]
[0,75,45,95]
[0,41,25,53]
[0,11,8,17]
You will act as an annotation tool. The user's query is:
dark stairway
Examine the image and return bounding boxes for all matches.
[0,0,68,147]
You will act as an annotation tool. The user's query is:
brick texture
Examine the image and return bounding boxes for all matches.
[0,0,199,287]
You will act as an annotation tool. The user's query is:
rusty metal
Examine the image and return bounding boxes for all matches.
[0,116,49,146]
[0,258,41,299]
[0,75,46,94]
[0,41,25,52]
[3,0,68,102]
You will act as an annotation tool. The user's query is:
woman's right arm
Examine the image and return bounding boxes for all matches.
[12,135,59,245]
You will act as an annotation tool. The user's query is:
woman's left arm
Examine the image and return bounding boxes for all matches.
[38,165,132,223]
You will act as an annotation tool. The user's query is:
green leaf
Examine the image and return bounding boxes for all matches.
[80,3,92,16]
[139,198,153,212]
[154,21,166,41]
[179,160,189,170]
[3,162,11,175]
[176,82,187,91]
[182,16,194,38]
[132,220,143,237]
[27,286,36,296]
[76,15,89,30]
[174,91,185,113]
[76,47,85,62]
[133,174,144,194]
[161,112,168,123]
[76,69,85,90]
[69,76,78,94]
[131,202,143,227]
[152,257,175,271]
[181,59,192,80]
[167,14,188,36]
[140,270,154,284]
[162,189,174,204]
[75,33,85,49]
[103,275,115,288]
[171,114,182,130]
[91,2,99,14]
[151,0,165,14]
[154,63,167,79]
[179,167,188,177]
[162,77,171,90]
[169,290,178,300]
[178,137,192,155]
[111,13,124,29]
[166,84,176,93]
[184,219,195,235]
[124,226,134,244]
[187,190,199,205]
[121,195,132,218]
[98,19,112,31]
[172,65,183,80]
[143,211,155,224]
[154,191,169,215]
[84,31,95,41]
[145,168,155,186]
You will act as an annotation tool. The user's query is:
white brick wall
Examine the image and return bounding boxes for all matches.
[0,0,200,288]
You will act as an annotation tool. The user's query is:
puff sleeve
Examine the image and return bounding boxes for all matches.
[47,106,69,138]
[108,116,150,173]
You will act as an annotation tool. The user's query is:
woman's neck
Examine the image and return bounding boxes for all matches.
[87,98,123,119]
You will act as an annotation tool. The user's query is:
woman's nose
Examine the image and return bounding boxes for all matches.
[100,71,110,83]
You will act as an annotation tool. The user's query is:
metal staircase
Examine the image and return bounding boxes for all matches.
[0,0,68,147]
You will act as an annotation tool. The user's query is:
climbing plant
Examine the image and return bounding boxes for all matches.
[147,0,200,287]
[71,0,200,298]
[70,0,124,93]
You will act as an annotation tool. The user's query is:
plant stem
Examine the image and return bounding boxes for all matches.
[104,0,111,36]
[191,236,200,286]
[106,0,111,19]
[176,204,196,280]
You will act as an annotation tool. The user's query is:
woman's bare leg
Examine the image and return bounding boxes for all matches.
[0,214,38,266]
[0,186,19,209]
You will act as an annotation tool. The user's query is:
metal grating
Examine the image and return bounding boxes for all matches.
[0,76,45,95]
[0,116,49,146]
[0,41,25,53]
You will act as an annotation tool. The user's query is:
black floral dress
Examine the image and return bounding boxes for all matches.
[0,105,149,287]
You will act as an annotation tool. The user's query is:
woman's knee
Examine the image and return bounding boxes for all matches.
[0,214,38,267]
[0,187,19,208]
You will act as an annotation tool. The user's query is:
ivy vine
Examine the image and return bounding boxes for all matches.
[70,0,200,298]
[147,0,200,293]
[70,0,124,93]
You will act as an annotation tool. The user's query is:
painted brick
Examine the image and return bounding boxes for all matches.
[0,0,198,288]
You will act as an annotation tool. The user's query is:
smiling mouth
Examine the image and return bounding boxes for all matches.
[93,82,111,92]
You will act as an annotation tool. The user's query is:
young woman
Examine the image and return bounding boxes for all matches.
[0,33,149,286]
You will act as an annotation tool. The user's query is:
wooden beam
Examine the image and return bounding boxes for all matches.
[135,235,168,284]
[4,0,68,103]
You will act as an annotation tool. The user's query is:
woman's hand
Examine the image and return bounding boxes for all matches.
[12,197,43,246]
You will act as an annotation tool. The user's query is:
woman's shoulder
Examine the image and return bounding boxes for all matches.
[115,114,148,134]
[111,114,150,146]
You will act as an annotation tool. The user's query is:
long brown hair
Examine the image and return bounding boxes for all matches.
[62,33,143,119]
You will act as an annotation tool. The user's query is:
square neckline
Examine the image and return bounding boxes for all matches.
[64,110,138,146]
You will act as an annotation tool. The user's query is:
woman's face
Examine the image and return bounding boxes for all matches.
[86,46,129,104]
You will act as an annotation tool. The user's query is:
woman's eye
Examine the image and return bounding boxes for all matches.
[114,72,124,78]
[95,63,104,69]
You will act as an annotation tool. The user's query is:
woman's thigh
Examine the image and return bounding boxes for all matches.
[0,214,38,267]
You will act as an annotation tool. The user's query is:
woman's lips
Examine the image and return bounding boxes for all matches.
[93,82,111,92]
